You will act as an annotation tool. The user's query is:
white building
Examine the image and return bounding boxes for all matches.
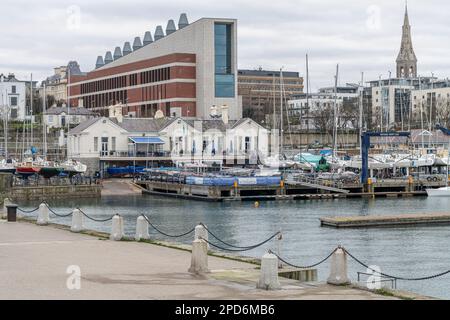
[0,73,27,121]
[43,105,97,129]
[288,86,359,130]
[68,107,268,174]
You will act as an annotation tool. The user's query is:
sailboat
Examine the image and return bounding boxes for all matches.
[0,159,16,174]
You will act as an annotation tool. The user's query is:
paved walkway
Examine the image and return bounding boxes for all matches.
[0,220,401,300]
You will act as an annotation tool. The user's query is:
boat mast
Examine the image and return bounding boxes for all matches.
[30,73,33,152]
[332,64,339,161]
[3,90,9,160]
[43,83,47,160]
[305,54,310,152]
[359,72,364,152]
[67,66,71,160]
[419,75,424,149]
[280,68,284,157]
[379,75,383,132]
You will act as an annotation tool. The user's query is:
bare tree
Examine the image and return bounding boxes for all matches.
[435,96,450,128]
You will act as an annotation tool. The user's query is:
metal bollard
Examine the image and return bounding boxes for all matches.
[110,214,124,241]
[257,252,281,290]
[135,216,150,241]
[6,204,18,222]
[327,247,350,286]
[71,209,83,233]
[188,239,210,274]
[37,203,49,225]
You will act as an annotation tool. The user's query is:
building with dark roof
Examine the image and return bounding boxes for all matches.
[68,112,268,174]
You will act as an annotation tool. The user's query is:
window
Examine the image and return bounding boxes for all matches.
[214,23,235,98]
[10,108,18,119]
[10,97,17,106]
[48,115,53,123]
[94,137,98,152]
[11,86,16,94]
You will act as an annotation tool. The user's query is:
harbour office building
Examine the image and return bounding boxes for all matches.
[68,14,241,120]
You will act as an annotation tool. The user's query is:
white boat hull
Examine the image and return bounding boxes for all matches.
[426,187,450,197]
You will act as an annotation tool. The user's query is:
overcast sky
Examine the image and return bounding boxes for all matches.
[1,0,449,90]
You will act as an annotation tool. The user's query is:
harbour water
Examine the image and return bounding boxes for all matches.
[19,195,450,299]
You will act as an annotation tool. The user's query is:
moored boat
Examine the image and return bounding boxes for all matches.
[426,187,450,197]
[61,159,87,177]
[16,162,41,177]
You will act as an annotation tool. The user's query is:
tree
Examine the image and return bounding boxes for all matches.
[311,102,334,135]
[436,96,450,128]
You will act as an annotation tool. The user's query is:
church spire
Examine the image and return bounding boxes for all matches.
[396,1,417,78]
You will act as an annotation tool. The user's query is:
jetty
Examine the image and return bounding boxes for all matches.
[320,213,450,229]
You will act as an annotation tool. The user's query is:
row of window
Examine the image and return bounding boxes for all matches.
[81,90,128,110]
[80,67,172,95]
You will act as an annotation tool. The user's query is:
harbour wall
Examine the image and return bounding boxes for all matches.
[0,173,101,201]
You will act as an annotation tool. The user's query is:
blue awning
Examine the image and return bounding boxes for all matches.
[129,137,164,144]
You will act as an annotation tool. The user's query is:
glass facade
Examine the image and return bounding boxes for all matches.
[214,23,235,98]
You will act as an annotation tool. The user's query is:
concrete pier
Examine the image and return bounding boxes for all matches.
[321,213,450,228]
[0,219,420,300]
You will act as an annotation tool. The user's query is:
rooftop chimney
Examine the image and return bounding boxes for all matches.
[95,56,105,69]
[154,26,165,41]
[178,13,189,29]
[123,42,132,55]
[132,37,143,51]
[104,51,113,64]
[166,19,176,35]
[143,31,153,45]
[113,46,122,60]
[221,105,229,125]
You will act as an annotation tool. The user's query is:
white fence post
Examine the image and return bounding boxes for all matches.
[195,224,209,249]
[37,203,49,225]
[110,214,124,241]
[257,252,281,290]
[188,239,210,274]
[71,209,83,233]
[327,247,350,286]
[135,216,150,241]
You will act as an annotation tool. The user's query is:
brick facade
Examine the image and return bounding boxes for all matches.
[68,53,197,118]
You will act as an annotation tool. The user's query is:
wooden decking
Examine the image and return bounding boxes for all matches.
[320,213,450,228]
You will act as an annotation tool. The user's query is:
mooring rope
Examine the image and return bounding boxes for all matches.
[269,248,338,269]
[200,223,281,250]
[78,208,115,223]
[141,214,195,238]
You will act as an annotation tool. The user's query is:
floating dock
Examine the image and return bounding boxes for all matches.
[320,213,450,228]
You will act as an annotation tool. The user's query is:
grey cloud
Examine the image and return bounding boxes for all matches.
[0,0,449,89]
